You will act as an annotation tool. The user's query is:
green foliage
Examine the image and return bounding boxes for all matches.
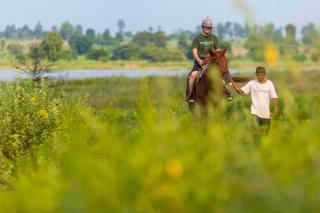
[311,50,320,62]
[41,32,64,62]
[219,40,233,53]
[295,52,308,62]
[302,23,320,45]
[178,31,193,59]
[98,29,113,46]
[0,80,65,175]
[281,24,299,57]
[244,33,265,61]
[86,48,108,61]
[33,22,44,38]
[59,21,77,40]
[68,35,93,55]
[140,44,167,62]
[1,72,320,211]
[6,43,24,57]
[85,28,95,40]
[61,49,78,61]
[111,44,141,60]
[132,31,167,48]
[165,49,187,61]
[0,40,5,51]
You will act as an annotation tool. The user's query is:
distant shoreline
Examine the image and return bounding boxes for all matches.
[0,59,319,71]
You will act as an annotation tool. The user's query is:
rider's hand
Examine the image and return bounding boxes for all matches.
[198,59,204,66]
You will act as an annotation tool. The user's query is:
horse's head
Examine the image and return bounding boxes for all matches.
[208,48,229,73]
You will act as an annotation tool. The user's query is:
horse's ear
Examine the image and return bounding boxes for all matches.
[222,48,228,55]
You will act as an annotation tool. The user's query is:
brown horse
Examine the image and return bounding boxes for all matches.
[186,48,251,114]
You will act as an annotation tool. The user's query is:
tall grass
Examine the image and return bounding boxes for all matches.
[0,71,320,212]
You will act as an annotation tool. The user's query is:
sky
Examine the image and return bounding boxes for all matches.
[0,0,319,34]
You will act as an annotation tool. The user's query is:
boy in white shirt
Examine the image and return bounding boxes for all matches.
[231,66,279,134]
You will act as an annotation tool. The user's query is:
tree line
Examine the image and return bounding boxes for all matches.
[1,20,320,63]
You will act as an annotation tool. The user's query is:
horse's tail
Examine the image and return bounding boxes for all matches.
[232,77,252,83]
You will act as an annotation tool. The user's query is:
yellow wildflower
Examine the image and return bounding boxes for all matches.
[31,96,36,103]
[166,159,183,178]
[39,109,48,118]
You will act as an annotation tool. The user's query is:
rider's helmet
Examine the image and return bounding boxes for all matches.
[202,17,213,28]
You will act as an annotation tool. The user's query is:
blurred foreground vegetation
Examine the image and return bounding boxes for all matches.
[0,68,320,212]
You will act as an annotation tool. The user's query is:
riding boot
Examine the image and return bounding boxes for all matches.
[187,88,196,102]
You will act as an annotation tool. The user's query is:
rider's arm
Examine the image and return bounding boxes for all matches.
[192,48,203,65]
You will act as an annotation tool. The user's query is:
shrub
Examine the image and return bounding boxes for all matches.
[0,80,64,165]
[86,48,108,61]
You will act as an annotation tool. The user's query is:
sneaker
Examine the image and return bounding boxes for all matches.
[227,96,233,101]
[188,98,195,103]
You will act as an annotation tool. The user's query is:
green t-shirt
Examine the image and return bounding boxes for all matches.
[192,34,219,58]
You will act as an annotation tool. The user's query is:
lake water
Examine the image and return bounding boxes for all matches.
[0,69,244,81]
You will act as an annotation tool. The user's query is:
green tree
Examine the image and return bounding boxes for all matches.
[111,44,140,60]
[216,23,226,39]
[41,32,64,62]
[281,24,299,57]
[115,19,126,41]
[19,25,33,39]
[59,21,76,40]
[140,44,167,62]
[4,25,18,39]
[244,33,265,61]
[302,23,320,45]
[178,31,192,59]
[273,27,284,43]
[76,25,84,35]
[15,43,53,80]
[68,35,93,55]
[285,24,297,44]
[86,28,96,39]
[99,29,113,45]
[86,48,108,61]
[132,31,167,48]
[34,22,44,38]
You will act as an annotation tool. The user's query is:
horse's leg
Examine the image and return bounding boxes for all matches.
[198,96,208,118]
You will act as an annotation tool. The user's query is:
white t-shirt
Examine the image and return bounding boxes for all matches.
[241,80,278,119]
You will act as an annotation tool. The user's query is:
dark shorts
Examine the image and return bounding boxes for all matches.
[188,59,204,76]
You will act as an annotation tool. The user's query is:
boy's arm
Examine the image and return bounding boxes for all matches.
[270,82,279,116]
[272,98,279,116]
[231,80,245,94]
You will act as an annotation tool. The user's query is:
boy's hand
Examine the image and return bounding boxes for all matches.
[273,107,279,119]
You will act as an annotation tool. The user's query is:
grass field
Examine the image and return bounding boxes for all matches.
[0,69,320,212]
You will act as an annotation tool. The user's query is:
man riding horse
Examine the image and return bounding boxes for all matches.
[186,18,232,103]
